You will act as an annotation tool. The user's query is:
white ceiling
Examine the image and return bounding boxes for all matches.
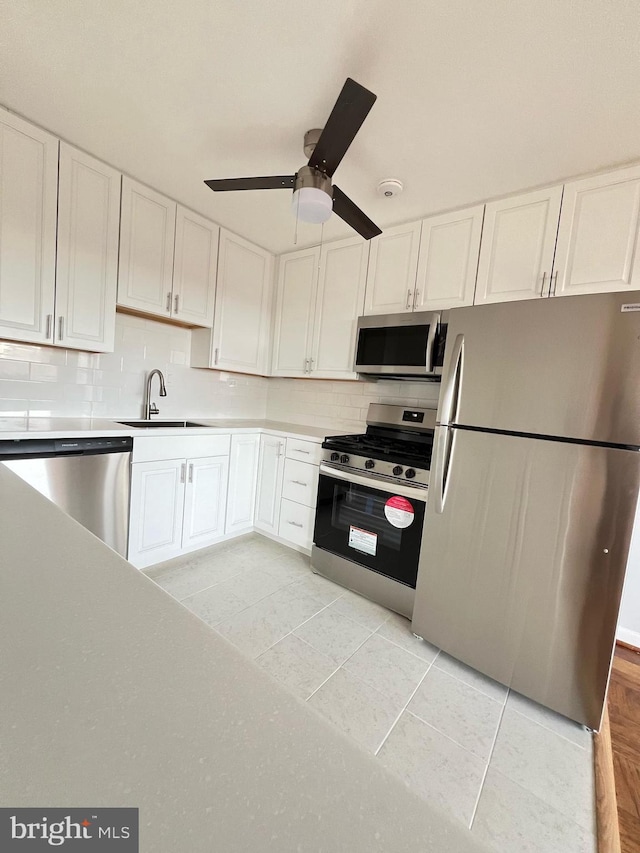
[1,0,640,254]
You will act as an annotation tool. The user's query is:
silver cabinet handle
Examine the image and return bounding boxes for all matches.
[214,348,219,365]
[188,463,193,483]
[45,314,52,340]
[412,289,420,309]
[180,463,186,483]
[277,442,284,457]
[550,271,558,296]
[406,289,412,310]
[166,292,172,312]
[288,521,304,528]
[174,294,179,314]
[58,316,64,341]
[290,479,308,487]
[292,448,310,455]
[540,271,547,297]
[309,358,314,371]
[303,358,309,373]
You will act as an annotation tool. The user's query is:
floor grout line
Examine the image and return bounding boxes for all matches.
[468,688,509,831]
[305,627,377,701]
[374,660,435,757]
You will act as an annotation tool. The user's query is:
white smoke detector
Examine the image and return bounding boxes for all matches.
[377,179,403,198]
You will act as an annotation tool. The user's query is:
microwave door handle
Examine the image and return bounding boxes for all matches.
[425,315,438,372]
[438,333,464,427]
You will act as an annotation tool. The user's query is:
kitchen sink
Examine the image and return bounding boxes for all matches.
[116,420,209,428]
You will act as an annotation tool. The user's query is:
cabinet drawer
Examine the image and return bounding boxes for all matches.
[281,458,319,508]
[132,434,231,463]
[285,437,322,465]
[278,498,315,550]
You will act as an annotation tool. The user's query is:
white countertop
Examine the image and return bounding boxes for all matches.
[0,417,353,442]
[0,465,486,852]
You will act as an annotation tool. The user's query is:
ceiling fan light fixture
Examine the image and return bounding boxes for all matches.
[292,186,333,224]
[292,165,333,224]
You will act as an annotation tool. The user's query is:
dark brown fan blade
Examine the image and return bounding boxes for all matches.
[204,176,295,192]
[308,78,377,177]
[332,186,381,240]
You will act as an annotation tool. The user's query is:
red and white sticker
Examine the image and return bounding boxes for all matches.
[384,495,415,529]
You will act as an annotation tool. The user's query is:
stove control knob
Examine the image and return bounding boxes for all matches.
[340,454,350,464]
[365,459,375,469]
[392,465,403,476]
[330,452,340,462]
[405,468,416,479]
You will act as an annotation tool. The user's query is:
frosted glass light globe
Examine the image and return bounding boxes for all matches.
[291,186,332,224]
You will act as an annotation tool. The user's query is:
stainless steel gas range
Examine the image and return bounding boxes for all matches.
[311,403,436,618]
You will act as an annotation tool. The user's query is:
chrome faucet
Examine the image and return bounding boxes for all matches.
[143,369,167,419]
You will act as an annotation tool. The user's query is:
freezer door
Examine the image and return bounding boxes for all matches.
[438,290,640,446]
[412,427,640,729]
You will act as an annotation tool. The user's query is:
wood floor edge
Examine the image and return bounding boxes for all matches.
[616,640,640,653]
[594,706,622,853]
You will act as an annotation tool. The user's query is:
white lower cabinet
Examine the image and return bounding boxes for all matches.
[129,453,229,568]
[182,455,229,551]
[128,459,186,568]
[279,498,316,550]
[225,434,260,536]
[254,434,285,535]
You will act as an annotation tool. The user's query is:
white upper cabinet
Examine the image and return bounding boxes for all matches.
[192,229,274,375]
[55,144,121,352]
[415,206,484,311]
[364,221,422,315]
[311,236,368,379]
[172,206,218,326]
[117,177,176,318]
[271,248,319,377]
[475,187,563,304]
[0,107,57,345]
[552,166,640,297]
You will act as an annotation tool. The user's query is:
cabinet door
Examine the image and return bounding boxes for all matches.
[310,236,368,379]
[0,107,57,344]
[226,434,260,536]
[271,248,319,377]
[363,221,421,315]
[182,455,229,551]
[553,166,640,297]
[475,187,562,304]
[55,143,120,352]
[416,205,484,310]
[117,177,176,318]
[128,459,186,569]
[255,434,285,535]
[172,206,218,326]
[210,230,274,375]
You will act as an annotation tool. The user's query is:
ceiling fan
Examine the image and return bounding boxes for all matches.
[204,78,382,240]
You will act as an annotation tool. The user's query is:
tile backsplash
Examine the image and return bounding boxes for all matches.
[0,313,268,422]
[0,313,440,428]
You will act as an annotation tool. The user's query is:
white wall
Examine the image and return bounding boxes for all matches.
[0,313,268,424]
[266,377,441,432]
[618,499,640,648]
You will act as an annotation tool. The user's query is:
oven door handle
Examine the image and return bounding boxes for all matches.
[319,463,427,502]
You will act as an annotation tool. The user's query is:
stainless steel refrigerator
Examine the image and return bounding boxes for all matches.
[412,290,640,730]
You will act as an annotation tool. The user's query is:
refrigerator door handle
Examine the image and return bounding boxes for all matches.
[438,333,464,426]
[433,424,457,514]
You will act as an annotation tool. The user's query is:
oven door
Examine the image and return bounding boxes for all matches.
[314,463,427,588]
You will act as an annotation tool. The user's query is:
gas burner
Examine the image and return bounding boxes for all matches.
[321,403,437,488]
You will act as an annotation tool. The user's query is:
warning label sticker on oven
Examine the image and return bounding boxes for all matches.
[384,495,415,529]
[348,526,377,556]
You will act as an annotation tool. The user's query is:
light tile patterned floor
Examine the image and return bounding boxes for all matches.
[145,534,597,853]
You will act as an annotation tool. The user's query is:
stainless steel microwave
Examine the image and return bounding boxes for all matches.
[353,311,447,379]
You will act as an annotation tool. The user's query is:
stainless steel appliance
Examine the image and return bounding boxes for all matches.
[312,404,436,617]
[411,291,640,730]
[354,311,447,379]
[0,436,133,556]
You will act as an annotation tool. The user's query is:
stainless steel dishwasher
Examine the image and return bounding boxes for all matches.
[0,436,133,556]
